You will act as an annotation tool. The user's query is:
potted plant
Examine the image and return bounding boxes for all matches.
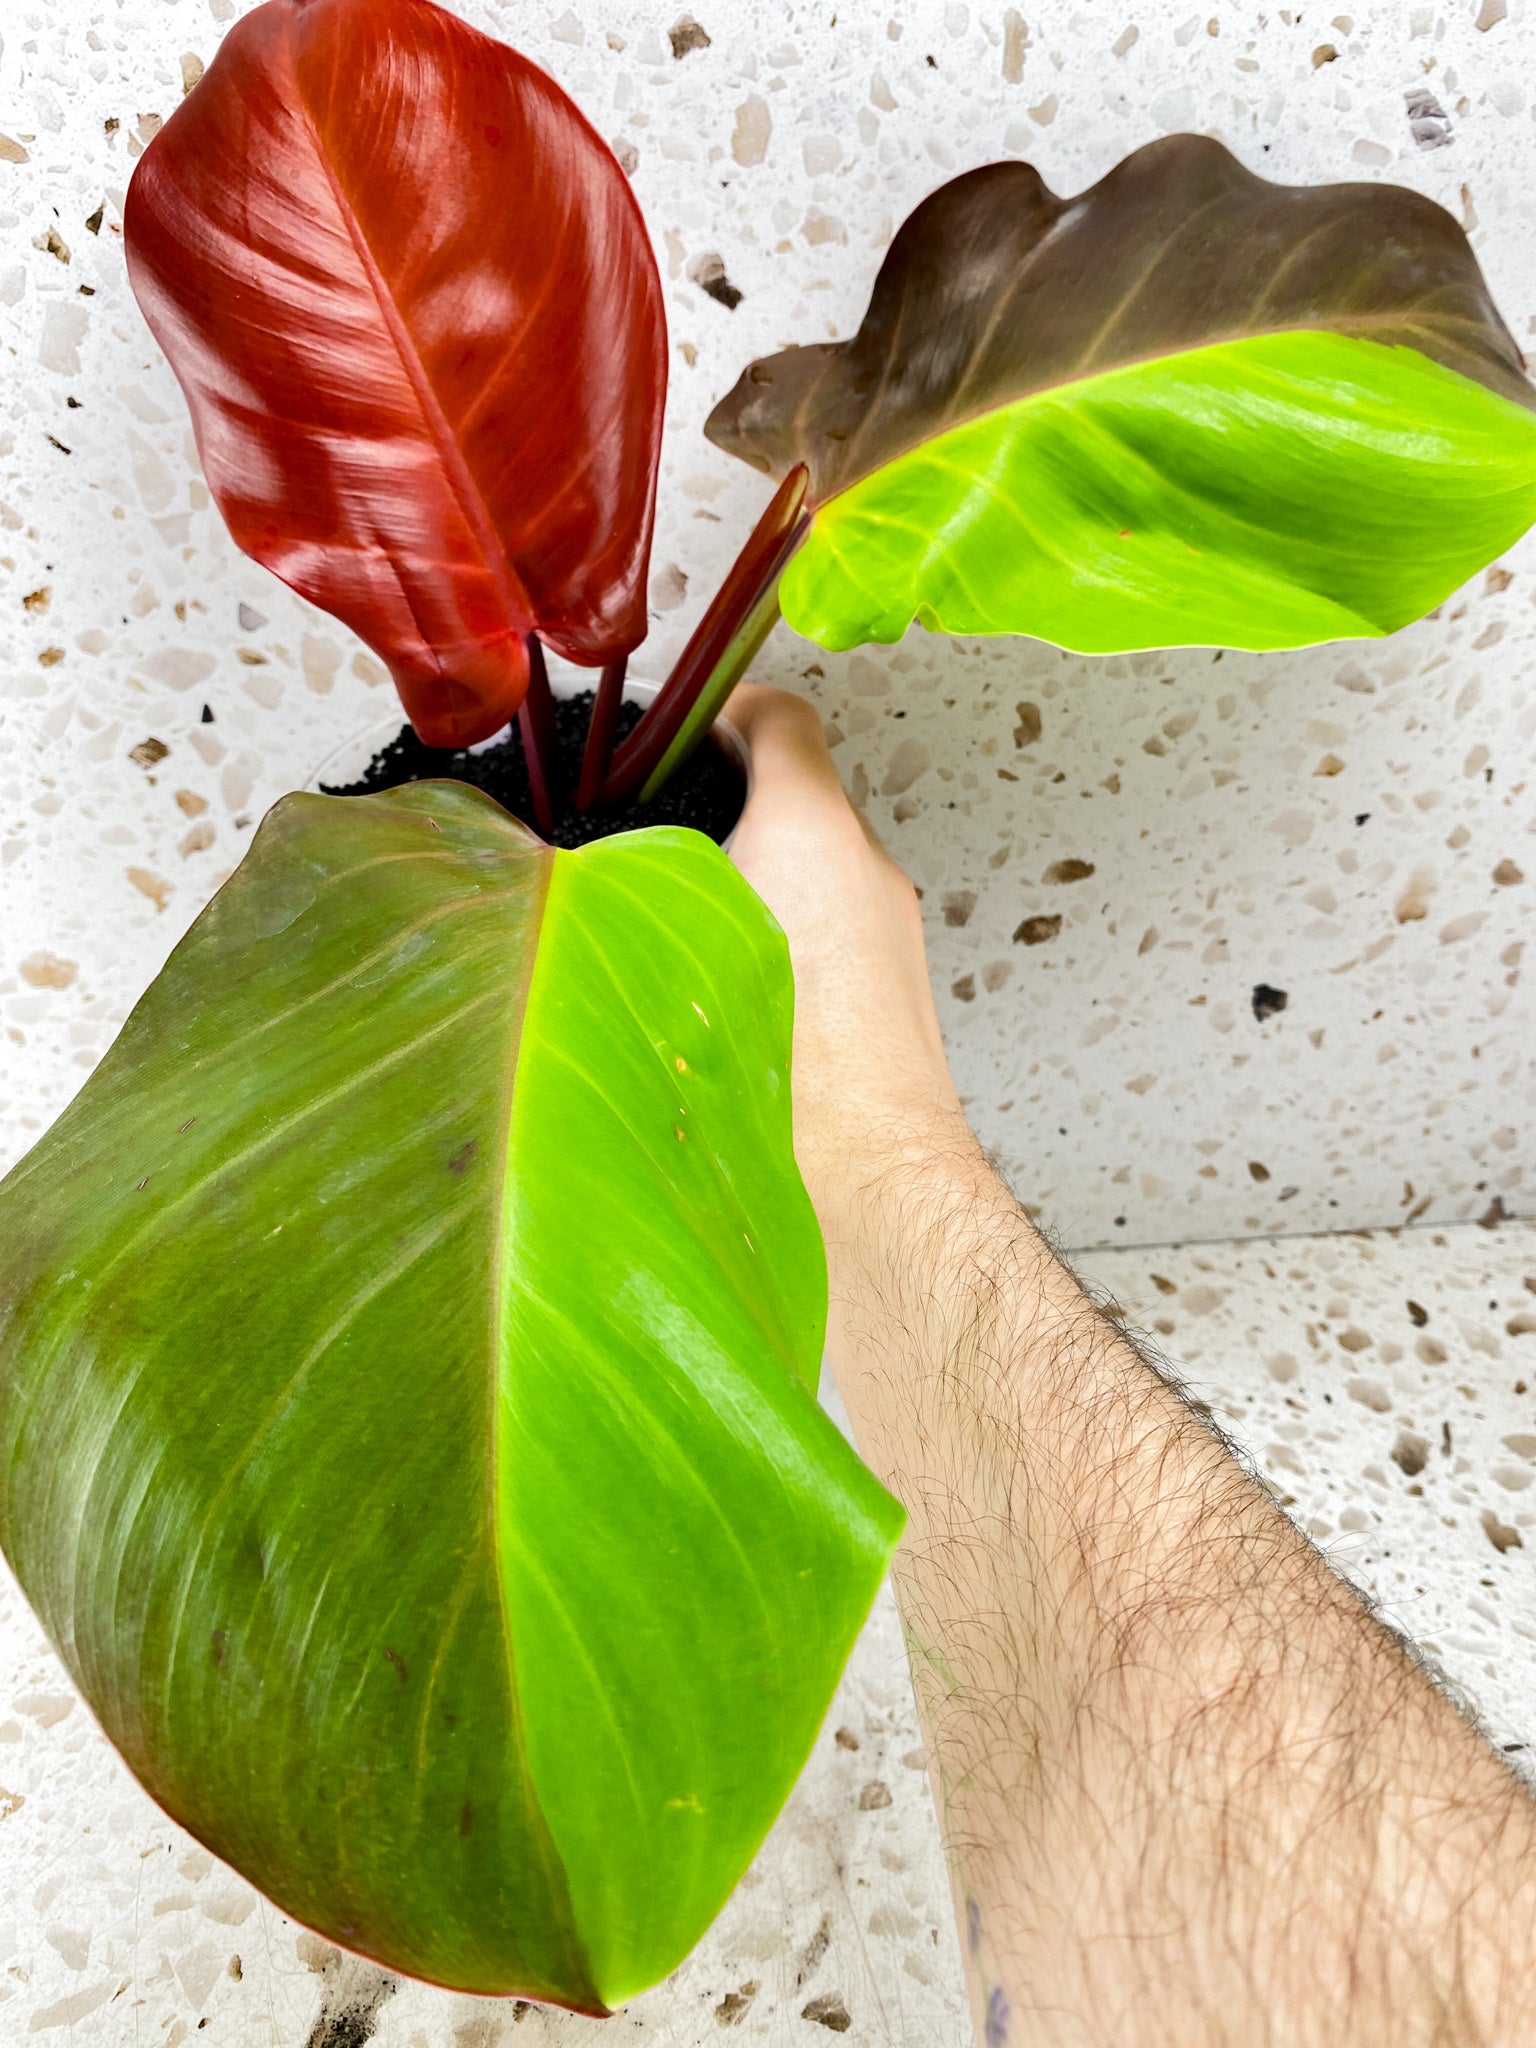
[2,0,1534,2018]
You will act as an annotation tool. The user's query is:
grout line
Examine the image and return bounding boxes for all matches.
[1057,1208,1536,1262]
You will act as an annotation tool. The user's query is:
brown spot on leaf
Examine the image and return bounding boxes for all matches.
[383,1647,409,1684]
[447,1140,477,1177]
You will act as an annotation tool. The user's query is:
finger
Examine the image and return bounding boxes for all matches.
[727,686,848,810]
[726,686,902,877]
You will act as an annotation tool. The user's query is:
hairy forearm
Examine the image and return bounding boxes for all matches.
[823,1122,1536,2048]
[722,689,1536,2046]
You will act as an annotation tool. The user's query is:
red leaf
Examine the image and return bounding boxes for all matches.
[125,0,666,747]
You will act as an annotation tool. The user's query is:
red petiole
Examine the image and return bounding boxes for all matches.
[550,465,810,817]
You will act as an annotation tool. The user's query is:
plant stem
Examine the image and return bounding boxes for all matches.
[599,465,809,809]
[573,655,628,812]
[517,633,559,837]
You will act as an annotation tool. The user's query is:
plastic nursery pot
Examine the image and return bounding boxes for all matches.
[307,673,751,851]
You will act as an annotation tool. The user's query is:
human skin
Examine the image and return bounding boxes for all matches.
[726,683,1536,2048]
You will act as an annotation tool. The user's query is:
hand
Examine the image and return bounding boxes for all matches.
[725,685,968,1238]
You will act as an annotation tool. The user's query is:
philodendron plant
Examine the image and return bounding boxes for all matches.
[2,0,1535,2017]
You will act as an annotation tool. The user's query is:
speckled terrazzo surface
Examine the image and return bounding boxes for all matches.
[3,0,1536,2041]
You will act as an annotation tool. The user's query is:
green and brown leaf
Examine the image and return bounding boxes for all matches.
[708,135,1536,656]
[0,783,901,2008]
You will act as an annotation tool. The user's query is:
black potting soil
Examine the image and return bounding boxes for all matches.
[321,691,746,849]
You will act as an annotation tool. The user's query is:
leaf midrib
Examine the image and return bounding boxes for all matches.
[810,314,1532,512]
[282,5,534,664]
[482,841,606,2008]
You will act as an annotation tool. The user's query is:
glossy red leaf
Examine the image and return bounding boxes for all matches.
[125,0,666,748]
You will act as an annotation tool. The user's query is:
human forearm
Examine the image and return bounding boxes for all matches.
[826,1131,1536,2048]
[725,685,1536,2047]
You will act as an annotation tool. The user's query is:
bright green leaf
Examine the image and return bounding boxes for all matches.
[0,782,901,2009]
[778,332,1536,653]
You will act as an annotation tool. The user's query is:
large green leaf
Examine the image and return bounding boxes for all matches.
[707,135,1536,655]
[0,783,901,2010]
